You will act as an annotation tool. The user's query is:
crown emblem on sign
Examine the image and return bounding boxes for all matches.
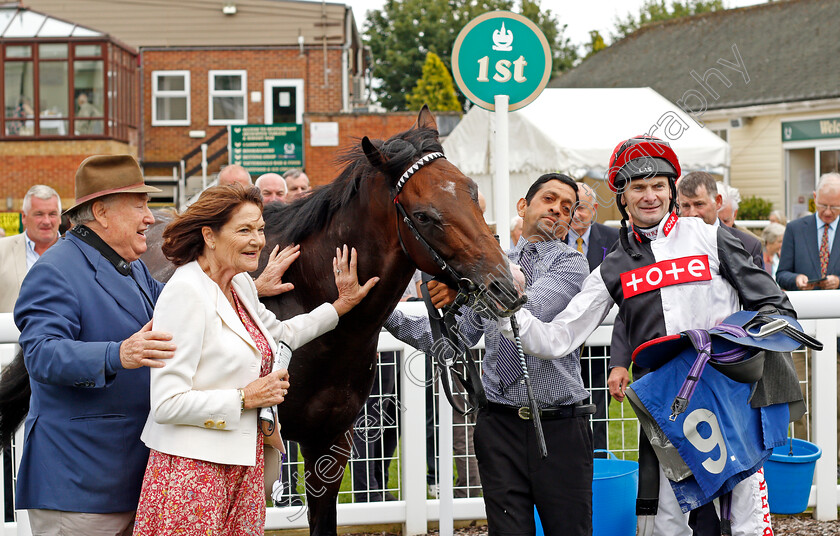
[783,127,792,140]
[284,143,295,155]
[492,22,513,51]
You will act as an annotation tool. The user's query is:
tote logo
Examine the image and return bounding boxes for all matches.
[621,255,711,298]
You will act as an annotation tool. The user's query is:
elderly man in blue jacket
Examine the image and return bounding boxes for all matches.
[13,155,176,536]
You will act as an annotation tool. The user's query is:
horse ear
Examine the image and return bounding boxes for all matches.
[361,136,386,169]
[415,104,438,132]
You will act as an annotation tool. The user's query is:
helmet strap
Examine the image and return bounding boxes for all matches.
[617,192,642,260]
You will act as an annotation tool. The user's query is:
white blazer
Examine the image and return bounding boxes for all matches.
[142,260,339,466]
[0,232,28,313]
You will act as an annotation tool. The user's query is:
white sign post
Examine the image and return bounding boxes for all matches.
[452,11,552,248]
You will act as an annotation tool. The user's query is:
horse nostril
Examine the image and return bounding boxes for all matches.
[486,279,517,305]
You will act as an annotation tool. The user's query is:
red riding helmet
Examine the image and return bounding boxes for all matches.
[607,135,681,193]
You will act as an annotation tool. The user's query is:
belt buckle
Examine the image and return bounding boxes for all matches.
[517,406,531,420]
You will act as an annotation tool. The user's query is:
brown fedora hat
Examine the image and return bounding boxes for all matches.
[65,154,161,212]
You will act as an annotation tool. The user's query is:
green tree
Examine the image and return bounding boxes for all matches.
[613,0,725,42]
[584,30,608,59]
[520,0,579,74]
[406,52,462,111]
[365,0,574,111]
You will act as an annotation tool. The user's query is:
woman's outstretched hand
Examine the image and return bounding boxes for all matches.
[254,244,300,297]
[332,245,379,316]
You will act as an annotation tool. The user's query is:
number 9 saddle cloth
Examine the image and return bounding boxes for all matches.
[626,311,821,512]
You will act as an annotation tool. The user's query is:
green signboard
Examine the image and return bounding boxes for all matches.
[452,11,552,112]
[782,117,840,142]
[228,124,304,174]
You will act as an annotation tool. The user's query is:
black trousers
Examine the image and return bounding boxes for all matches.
[474,407,593,536]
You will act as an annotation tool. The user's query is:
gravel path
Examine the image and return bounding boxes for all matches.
[343,515,840,536]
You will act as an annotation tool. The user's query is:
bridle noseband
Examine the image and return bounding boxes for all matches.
[391,151,477,294]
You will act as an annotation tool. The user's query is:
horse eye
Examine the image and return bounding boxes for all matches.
[414,212,430,224]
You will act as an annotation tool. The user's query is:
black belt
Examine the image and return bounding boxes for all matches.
[486,401,596,420]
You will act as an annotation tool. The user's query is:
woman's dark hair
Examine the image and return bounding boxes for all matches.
[162,183,263,266]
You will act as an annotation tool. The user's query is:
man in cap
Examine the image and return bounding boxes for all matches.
[501,136,799,536]
[13,154,176,535]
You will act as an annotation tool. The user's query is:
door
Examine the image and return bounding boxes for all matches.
[264,79,304,124]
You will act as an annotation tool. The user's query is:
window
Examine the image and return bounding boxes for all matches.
[209,70,246,125]
[152,70,189,126]
[0,9,136,141]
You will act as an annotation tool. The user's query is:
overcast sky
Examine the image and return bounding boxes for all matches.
[342,0,769,47]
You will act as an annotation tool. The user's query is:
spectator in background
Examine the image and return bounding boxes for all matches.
[716,181,741,228]
[7,96,34,136]
[255,173,287,204]
[775,172,840,460]
[762,222,785,279]
[75,93,101,135]
[510,216,523,247]
[769,210,787,226]
[0,184,61,312]
[218,165,253,188]
[283,169,311,201]
[679,172,764,269]
[777,172,840,291]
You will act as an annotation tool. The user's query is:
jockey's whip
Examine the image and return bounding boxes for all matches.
[509,315,548,458]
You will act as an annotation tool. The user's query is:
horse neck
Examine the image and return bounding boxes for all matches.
[340,174,418,319]
[287,173,417,330]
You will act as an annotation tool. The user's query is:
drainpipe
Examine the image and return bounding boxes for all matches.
[138,49,144,162]
[341,7,352,112]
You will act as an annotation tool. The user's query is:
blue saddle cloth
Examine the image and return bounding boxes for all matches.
[630,348,789,511]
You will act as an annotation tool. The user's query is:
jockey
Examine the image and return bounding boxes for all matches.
[500,135,801,536]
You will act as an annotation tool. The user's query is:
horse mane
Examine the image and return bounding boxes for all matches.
[264,126,443,244]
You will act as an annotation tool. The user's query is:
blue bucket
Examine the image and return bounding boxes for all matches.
[763,437,821,514]
[593,450,638,536]
[534,450,638,535]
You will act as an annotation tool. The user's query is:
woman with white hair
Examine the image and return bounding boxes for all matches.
[762,222,786,278]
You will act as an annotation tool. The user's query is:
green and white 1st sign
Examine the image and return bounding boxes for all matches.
[452,11,551,112]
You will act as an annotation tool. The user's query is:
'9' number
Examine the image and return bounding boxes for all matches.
[682,409,727,475]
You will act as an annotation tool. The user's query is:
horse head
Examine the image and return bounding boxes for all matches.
[361,106,523,317]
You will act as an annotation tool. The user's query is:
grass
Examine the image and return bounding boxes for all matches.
[281,400,642,503]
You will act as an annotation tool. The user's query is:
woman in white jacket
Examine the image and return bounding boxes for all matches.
[133,184,378,535]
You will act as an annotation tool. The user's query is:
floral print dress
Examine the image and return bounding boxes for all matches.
[133,289,274,536]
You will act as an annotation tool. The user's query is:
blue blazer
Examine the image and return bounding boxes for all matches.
[776,215,840,291]
[13,232,164,513]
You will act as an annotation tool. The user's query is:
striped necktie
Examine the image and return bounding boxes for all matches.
[496,243,536,389]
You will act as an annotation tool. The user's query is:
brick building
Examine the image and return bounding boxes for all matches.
[3,0,373,207]
[0,6,138,208]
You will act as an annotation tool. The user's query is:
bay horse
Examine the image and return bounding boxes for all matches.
[254,107,520,534]
[0,107,521,535]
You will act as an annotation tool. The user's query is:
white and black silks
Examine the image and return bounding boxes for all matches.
[505,215,802,536]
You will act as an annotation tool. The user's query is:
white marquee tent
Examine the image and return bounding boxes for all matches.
[442,87,730,227]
